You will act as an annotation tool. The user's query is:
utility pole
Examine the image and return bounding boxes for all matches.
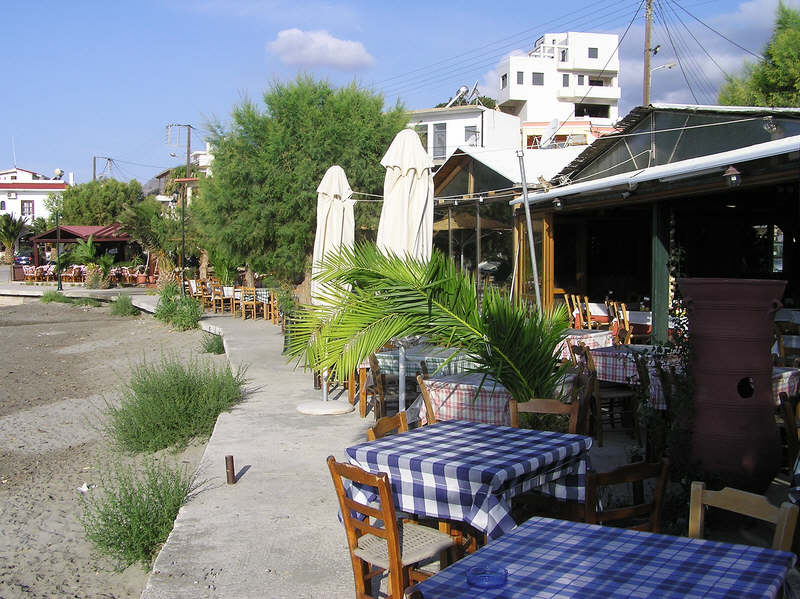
[167,124,192,295]
[643,0,654,105]
[92,156,112,181]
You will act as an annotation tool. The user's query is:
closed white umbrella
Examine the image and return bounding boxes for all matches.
[376,130,434,411]
[302,165,355,411]
[376,129,433,261]
[311,165,354,306]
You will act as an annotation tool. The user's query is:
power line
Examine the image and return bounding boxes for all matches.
[664,0,730,81]
[654,4,716,103]
[671,0,763,60]
[655,0,700,103]
[381,1,644,99]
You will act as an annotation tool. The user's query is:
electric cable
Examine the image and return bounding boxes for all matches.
[655,0,700,103]
[670,0,763,60]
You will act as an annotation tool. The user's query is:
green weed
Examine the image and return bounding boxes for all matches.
[111,294,140,317]
[81,458,201,570]
[40,290,73,303]
[200,332,225,354]
[73,297,102,307]
[106,355,246,452]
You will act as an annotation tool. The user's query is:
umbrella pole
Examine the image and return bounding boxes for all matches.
[398,345,406,411]
[516,150,542,315]
[448,207,453,262]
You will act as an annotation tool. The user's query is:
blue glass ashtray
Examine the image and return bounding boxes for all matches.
[466,566,507,588]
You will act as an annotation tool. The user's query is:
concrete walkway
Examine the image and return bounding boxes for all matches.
[0,275,629,599]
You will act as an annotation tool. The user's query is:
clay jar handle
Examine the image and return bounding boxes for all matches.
[769,299,782,314]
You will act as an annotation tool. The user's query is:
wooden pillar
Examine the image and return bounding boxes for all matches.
[651,202,670,344]
[542,212,555,309]
[575,219,588,295]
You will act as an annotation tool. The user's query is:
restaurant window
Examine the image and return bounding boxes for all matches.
[578,75,585,85]
[560,49,568,62]
[414,124,428,152]
[532,72,544,86]
[516,71,524,85]
[21,200,34,217]
[0,200,4,210]
[464,125,478,146]
[574,103,610,118]
[562,74,570,87]
[501,73,507,89]
[433,123,447,160]
[588,47,598,58]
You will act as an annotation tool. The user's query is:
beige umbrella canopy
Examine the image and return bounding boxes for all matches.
[376,129,434,261]
[311,166,354,306]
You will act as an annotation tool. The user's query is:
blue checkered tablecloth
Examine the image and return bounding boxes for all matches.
[411,517,796,599]
[345,420,591,540]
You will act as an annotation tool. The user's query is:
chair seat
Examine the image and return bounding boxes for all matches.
[354,522,453,569]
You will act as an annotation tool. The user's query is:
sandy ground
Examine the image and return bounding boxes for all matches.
[0,300,226,599]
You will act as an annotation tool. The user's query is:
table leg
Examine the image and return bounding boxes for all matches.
[359,367,367,418]
[348,371,356,405]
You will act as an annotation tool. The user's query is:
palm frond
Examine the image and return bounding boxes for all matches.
[287,243,569,401]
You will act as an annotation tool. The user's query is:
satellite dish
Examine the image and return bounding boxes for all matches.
[445,85,470,108]
[539,118,560,148]
[53,168,64,179]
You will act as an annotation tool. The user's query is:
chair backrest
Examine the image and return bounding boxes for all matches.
[416,375,438,425]
[326,456,403,585]
[255,288,269,302]
[585,458,670,532]
[571,341,598,375]
[418,360,430,378]
[368,354,385,397]
[222,285,234,298]
[509,397,576,430]
[188,279,197,294]
[367,412,409,441]
[779,392,799,468]
[241,286,256,301]
[211,283,223,298]
[688,481,799,551]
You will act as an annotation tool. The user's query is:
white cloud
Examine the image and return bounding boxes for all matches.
[267,29,374,71]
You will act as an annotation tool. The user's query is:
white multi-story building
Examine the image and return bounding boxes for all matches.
[0,167,68,221]
[497,32,621,148]
[408,105,521,167]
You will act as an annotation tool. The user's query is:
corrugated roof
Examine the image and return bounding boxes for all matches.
[551,104,800,184]
[446,145,585,187]
[510,134,800,207]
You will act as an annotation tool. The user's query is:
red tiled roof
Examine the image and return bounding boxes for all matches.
[0,182,67,190]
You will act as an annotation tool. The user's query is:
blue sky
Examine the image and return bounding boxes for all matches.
[3,0,797,185]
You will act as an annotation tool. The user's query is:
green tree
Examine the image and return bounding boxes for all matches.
[718,2,800,106]
[435,96,497,109]
[0,213,28,263]
[60,179,144,225]
[194,76,407,282]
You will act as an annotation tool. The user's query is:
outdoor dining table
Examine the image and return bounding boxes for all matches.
[419,373,512,425]
[345,420,592,540]
[558,328,614,360]
[591,345,800,409]
[409,516,796,599]
[354,344,480,415]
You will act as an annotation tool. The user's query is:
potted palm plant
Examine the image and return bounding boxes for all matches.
[286,244,569,401]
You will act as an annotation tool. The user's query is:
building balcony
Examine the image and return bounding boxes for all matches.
[557,85,621,102]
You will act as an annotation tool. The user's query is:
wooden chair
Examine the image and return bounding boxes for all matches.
[239,287,258,319]
[416,375,438,426]
[367,412,409,441]
[778,392,799,469]
[368,354,387,420]
[509,370,594,434]
[255,288,272,320]
[688,481,799,551]
[210,283,224,312]
[571,341,637,447]
[327,456,455,599]
[610,302,632,345]
[585,458,670,533]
